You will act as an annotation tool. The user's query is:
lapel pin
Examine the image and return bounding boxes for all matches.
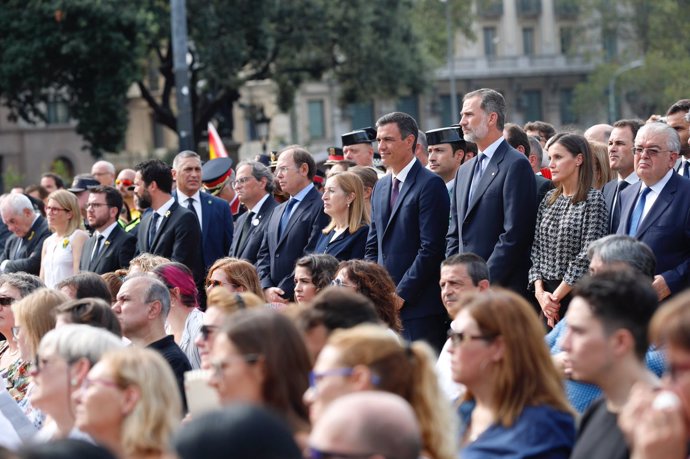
[252,217,260,226]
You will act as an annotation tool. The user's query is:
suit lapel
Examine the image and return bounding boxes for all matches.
[278,189,315,246]
[619,181,641,233]
[467,143,504,213]
[636,175,676,237]
[200,192,211,240]
[152,202,178,249]
[384,162,419,234]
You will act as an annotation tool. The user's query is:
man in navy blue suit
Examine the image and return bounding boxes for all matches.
[173,151,234,271]
[256,146,329,303]
[447,88,537,298]
[365,112,450,352]
[617,122,690,300]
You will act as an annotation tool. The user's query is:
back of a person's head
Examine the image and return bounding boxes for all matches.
[587,235,656,279]
[173,405,302,459]
[0,272,45,298]
[573,270,658,359]
[128,253,170,274]
[207,288,265,315]
[13,288,68,357]
[310,287,380,331]
[39,324,124,368]
[56,272,112,303]
[56,298,122,337]
[153,262,198,309]
[651,289,690,350]
[17,439,117,459]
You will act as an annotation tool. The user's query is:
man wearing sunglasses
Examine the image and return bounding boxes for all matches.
[115,168,140,232]
[0,193,51,275]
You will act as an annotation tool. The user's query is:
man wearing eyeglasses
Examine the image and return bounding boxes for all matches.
[91,160,116,187]
[0,193,51,275]
[79,186,136,274]
[616,122,690,301]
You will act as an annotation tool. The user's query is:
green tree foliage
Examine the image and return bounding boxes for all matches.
[0,0,144,156]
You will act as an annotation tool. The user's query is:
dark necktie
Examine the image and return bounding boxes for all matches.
[628,187,651,236]
[186,197,199,220]
[683,161,689,178]
[390,178,401,211]
[91,235,104,262]
[148,212,160,251]
[610,180,629,232]
[468,154,486,204]
[237,211,254,251]
[279,199,298,238]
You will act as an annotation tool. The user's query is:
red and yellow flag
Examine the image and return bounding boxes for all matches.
[208,122,228,159]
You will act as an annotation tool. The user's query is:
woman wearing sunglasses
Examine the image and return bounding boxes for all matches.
[73,347,181,459]
[31,324,124,442]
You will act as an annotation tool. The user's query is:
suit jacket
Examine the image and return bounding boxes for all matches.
[536,174,555,208]
[256,186,329,300]
[79,224,137,274]
[136,201,204,285]
[174,191,234,270]
[231,195,278,264]
[616,173,690,294]
[446,139,537,295]
[1,216,51,275]
[315,225,368,261]
[365,160,449,321]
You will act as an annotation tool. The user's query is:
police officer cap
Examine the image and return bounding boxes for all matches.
[341,127,377,146]
[202,157,234,184]
[425,126,465,146]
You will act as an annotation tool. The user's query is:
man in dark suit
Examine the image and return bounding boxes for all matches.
[172,151,233,270]
[365,112,450,352]
[231,160,278,264]
[134,159,204,286]
[447,89,537,297]
[601,119,642,233]
[256,146,329,303]
[617,122,690,301]
[0,193,51,275]
[79,186,136,274]
[504,123,553,206]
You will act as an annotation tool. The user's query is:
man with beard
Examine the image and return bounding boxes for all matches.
[79,186,136,274]
[134,159,204,287]
[665,99,690,175]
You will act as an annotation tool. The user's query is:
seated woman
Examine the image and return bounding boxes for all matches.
[205,257,264,300]
[306,324,456,459]
[333,260,402,333]
[207,309,311,445]
[31,324,124,441]
[314,172,369,261]
[450,289,575,458]
[56,297,122,337]
[293,254,338,305]
[153,262,203,369]
[73,347,182,459]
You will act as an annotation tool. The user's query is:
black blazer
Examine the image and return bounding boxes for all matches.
[314,224,368,261]
[1,216,51,275]
[231,196,278,264]
[136,201,204,284]
[256,186,329,300]
[79,224,137,274]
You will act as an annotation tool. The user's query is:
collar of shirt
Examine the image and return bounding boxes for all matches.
[292,183,314,202]
[95,221,118,241]
[477,136,504,163]
[250,193,271,214]
[392,156,417,184]
[154,196,176,218]
[623,171,639,185]
[176,189,201,204]
[643,168,674,196]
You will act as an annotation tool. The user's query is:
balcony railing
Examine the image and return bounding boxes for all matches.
[477,0,503,18]
[517,0,542,18]
[554,0,579,18]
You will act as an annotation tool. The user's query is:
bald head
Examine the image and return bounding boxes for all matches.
[91,160,116,186]
[584,124,613,144]
[309,392,421,459]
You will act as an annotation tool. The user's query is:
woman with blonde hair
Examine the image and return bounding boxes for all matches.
[589,140,614,189]
[73,347,182,459]
[306,324,456,459]
[205,257,264,300]
[450,289,574,458]
[40,190,89,288]
[315,171,369,260]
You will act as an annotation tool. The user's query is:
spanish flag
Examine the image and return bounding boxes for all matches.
[208,122,228,159]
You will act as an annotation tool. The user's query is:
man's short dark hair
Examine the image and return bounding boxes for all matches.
[307,287,380,332]
[504,123,531,156]
[441,253,489,286]
[572,270,658,359]
[278,145,317,180]
[56,272,112,303]
[523,121,556,141]
[376,112,419,153]
[134,159,173,194]
[89,186,123,214]
[666,99,690,116]
[41,172,65,189]
[612,119,644,141]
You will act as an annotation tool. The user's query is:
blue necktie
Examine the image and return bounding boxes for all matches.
[683,161,689,178]
[628,187,651,236]
[279,199,297,238]
[468,154,485,204]
[147,212,160,251]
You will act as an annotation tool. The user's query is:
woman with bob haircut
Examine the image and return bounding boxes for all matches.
[450,289,575,458]
[207,308,311,443]
[306,324,455,459]
[153,262,203,369]
[530,133,607,327]
[31,324,125,441]
[73,347,182,459]
[333,259,402,333]
[205,257,264,300]
[293,254,339,305]
[314,171,370,261]
[40,190,89,289]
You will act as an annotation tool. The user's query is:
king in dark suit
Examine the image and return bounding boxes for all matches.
[0,193,51,275]
[134,160,204,286]
[231,161,278,264]
[256,147,329,303]
[447,89,537,297]
[365,112,450,352]
[616,122,690,300]
[79,186,136,274]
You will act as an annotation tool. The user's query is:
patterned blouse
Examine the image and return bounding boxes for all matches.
[529,188,608,286]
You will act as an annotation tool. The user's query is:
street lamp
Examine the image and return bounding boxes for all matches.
[608,58,644,124]
[255,107,271,154]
